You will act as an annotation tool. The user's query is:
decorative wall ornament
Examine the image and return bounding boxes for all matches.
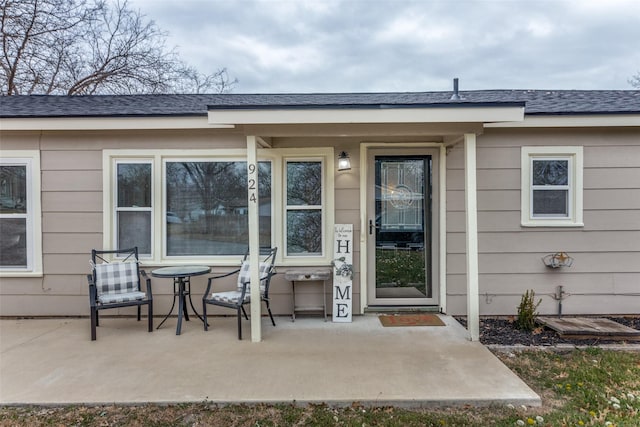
[542,252,574,268]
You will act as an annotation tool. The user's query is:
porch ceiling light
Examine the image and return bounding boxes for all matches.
[338,151,351,171]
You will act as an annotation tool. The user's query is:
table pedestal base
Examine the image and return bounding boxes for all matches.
[157,277,204,335]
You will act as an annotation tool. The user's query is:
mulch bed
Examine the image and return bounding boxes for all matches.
[455,316,640,346]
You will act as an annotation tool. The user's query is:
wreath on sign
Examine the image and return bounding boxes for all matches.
[332,257,353,280]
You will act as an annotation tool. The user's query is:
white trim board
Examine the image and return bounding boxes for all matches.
[485,114,640,128]
[209,107,524,125]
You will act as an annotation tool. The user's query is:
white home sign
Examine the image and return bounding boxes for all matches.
[332,224,353,322]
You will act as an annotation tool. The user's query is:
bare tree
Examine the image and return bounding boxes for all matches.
[631,72,640,89]
[0,0,235,95]
[172,66,237,95]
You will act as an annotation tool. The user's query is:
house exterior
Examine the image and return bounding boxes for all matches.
[1,89,639,341]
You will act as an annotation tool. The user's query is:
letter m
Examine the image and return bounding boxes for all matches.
[335,285,351,300]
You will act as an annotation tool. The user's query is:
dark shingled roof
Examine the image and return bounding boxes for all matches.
[1,90,639,118]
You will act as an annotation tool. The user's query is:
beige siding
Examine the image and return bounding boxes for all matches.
[447,210,640,232]
[584,168,640,189]
[447,252,640,274]
[1,130,363,317]
[447,272,639,293]
[42,192,103,212]
[43,233,103,254]
[0,130,246,316]
[41,150,103,170]
[0,131,42,149]
[330,141,362,314]
[448,231,640,253]
[44,212,102,233]
[2,124,638,318]
[42,170,102,192]
[446,128,640,316]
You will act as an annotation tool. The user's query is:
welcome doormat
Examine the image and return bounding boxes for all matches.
[378,314,445,327]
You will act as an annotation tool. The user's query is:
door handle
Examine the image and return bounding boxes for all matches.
[369,219,379,235]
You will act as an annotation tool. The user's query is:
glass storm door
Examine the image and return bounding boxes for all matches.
[370,155,433,305]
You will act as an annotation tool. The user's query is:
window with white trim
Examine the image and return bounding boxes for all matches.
[115,161,153,255]
[521,146,583,227]
[0,152,42,274]
[106,149,333,264]
[285,160,323,256]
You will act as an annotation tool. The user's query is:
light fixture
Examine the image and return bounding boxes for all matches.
[337,151,351,171]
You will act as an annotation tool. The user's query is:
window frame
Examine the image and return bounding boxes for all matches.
[284,157,325,258]
[0,151,43,276]
[161,156,273,260]
[104,148,335,266]
[113,159,154,258]
[521,146,584,227]
[530,157,571,218]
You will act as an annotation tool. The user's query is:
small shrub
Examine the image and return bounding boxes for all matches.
[516,289,541,331]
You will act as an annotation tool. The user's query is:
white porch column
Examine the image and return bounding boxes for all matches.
[246,135,262,342]
[464,133,480,341]
[439,144,447,314]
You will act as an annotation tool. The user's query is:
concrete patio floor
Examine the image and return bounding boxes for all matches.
[0,314,540,408]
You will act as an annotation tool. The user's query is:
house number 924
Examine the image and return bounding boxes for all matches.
[248,163,257,203]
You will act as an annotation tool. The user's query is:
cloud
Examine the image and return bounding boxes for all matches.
[130,0,640,92]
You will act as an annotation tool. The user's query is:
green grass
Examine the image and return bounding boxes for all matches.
[1,349,639,426]
[375,248,425,287]
[501,348,640,427]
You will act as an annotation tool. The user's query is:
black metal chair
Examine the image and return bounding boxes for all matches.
[202,247,277,340]
[87,247,153,341]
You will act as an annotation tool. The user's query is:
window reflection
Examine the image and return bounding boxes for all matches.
[117,163,151,207]
[287,162,321,205]
[285,161,322,256]
[0,218,27,267]
[532,159,570,218]
[287,210,322,255]
[165,161,271,256]
[118,211,152,254]
[533,160,568,186]
[533,190,568,216]
[0,166,26,214]
[116,162,152,255]
[0,164,28,267]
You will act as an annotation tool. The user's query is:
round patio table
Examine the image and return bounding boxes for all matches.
[151,265,211,335]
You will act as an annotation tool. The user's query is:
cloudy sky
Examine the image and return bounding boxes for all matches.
[129,0,640,94]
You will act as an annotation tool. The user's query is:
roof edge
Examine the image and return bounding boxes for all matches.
[206,101,526,111]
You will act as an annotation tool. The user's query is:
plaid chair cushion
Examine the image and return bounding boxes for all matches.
[209,290,250,305]
[95,262,140,297]
[98,291,147,304]
[236,261,272,293]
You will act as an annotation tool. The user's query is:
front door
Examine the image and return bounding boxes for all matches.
[367,151,437,306]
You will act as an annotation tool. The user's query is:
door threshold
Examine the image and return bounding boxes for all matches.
[364,306,440,314]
